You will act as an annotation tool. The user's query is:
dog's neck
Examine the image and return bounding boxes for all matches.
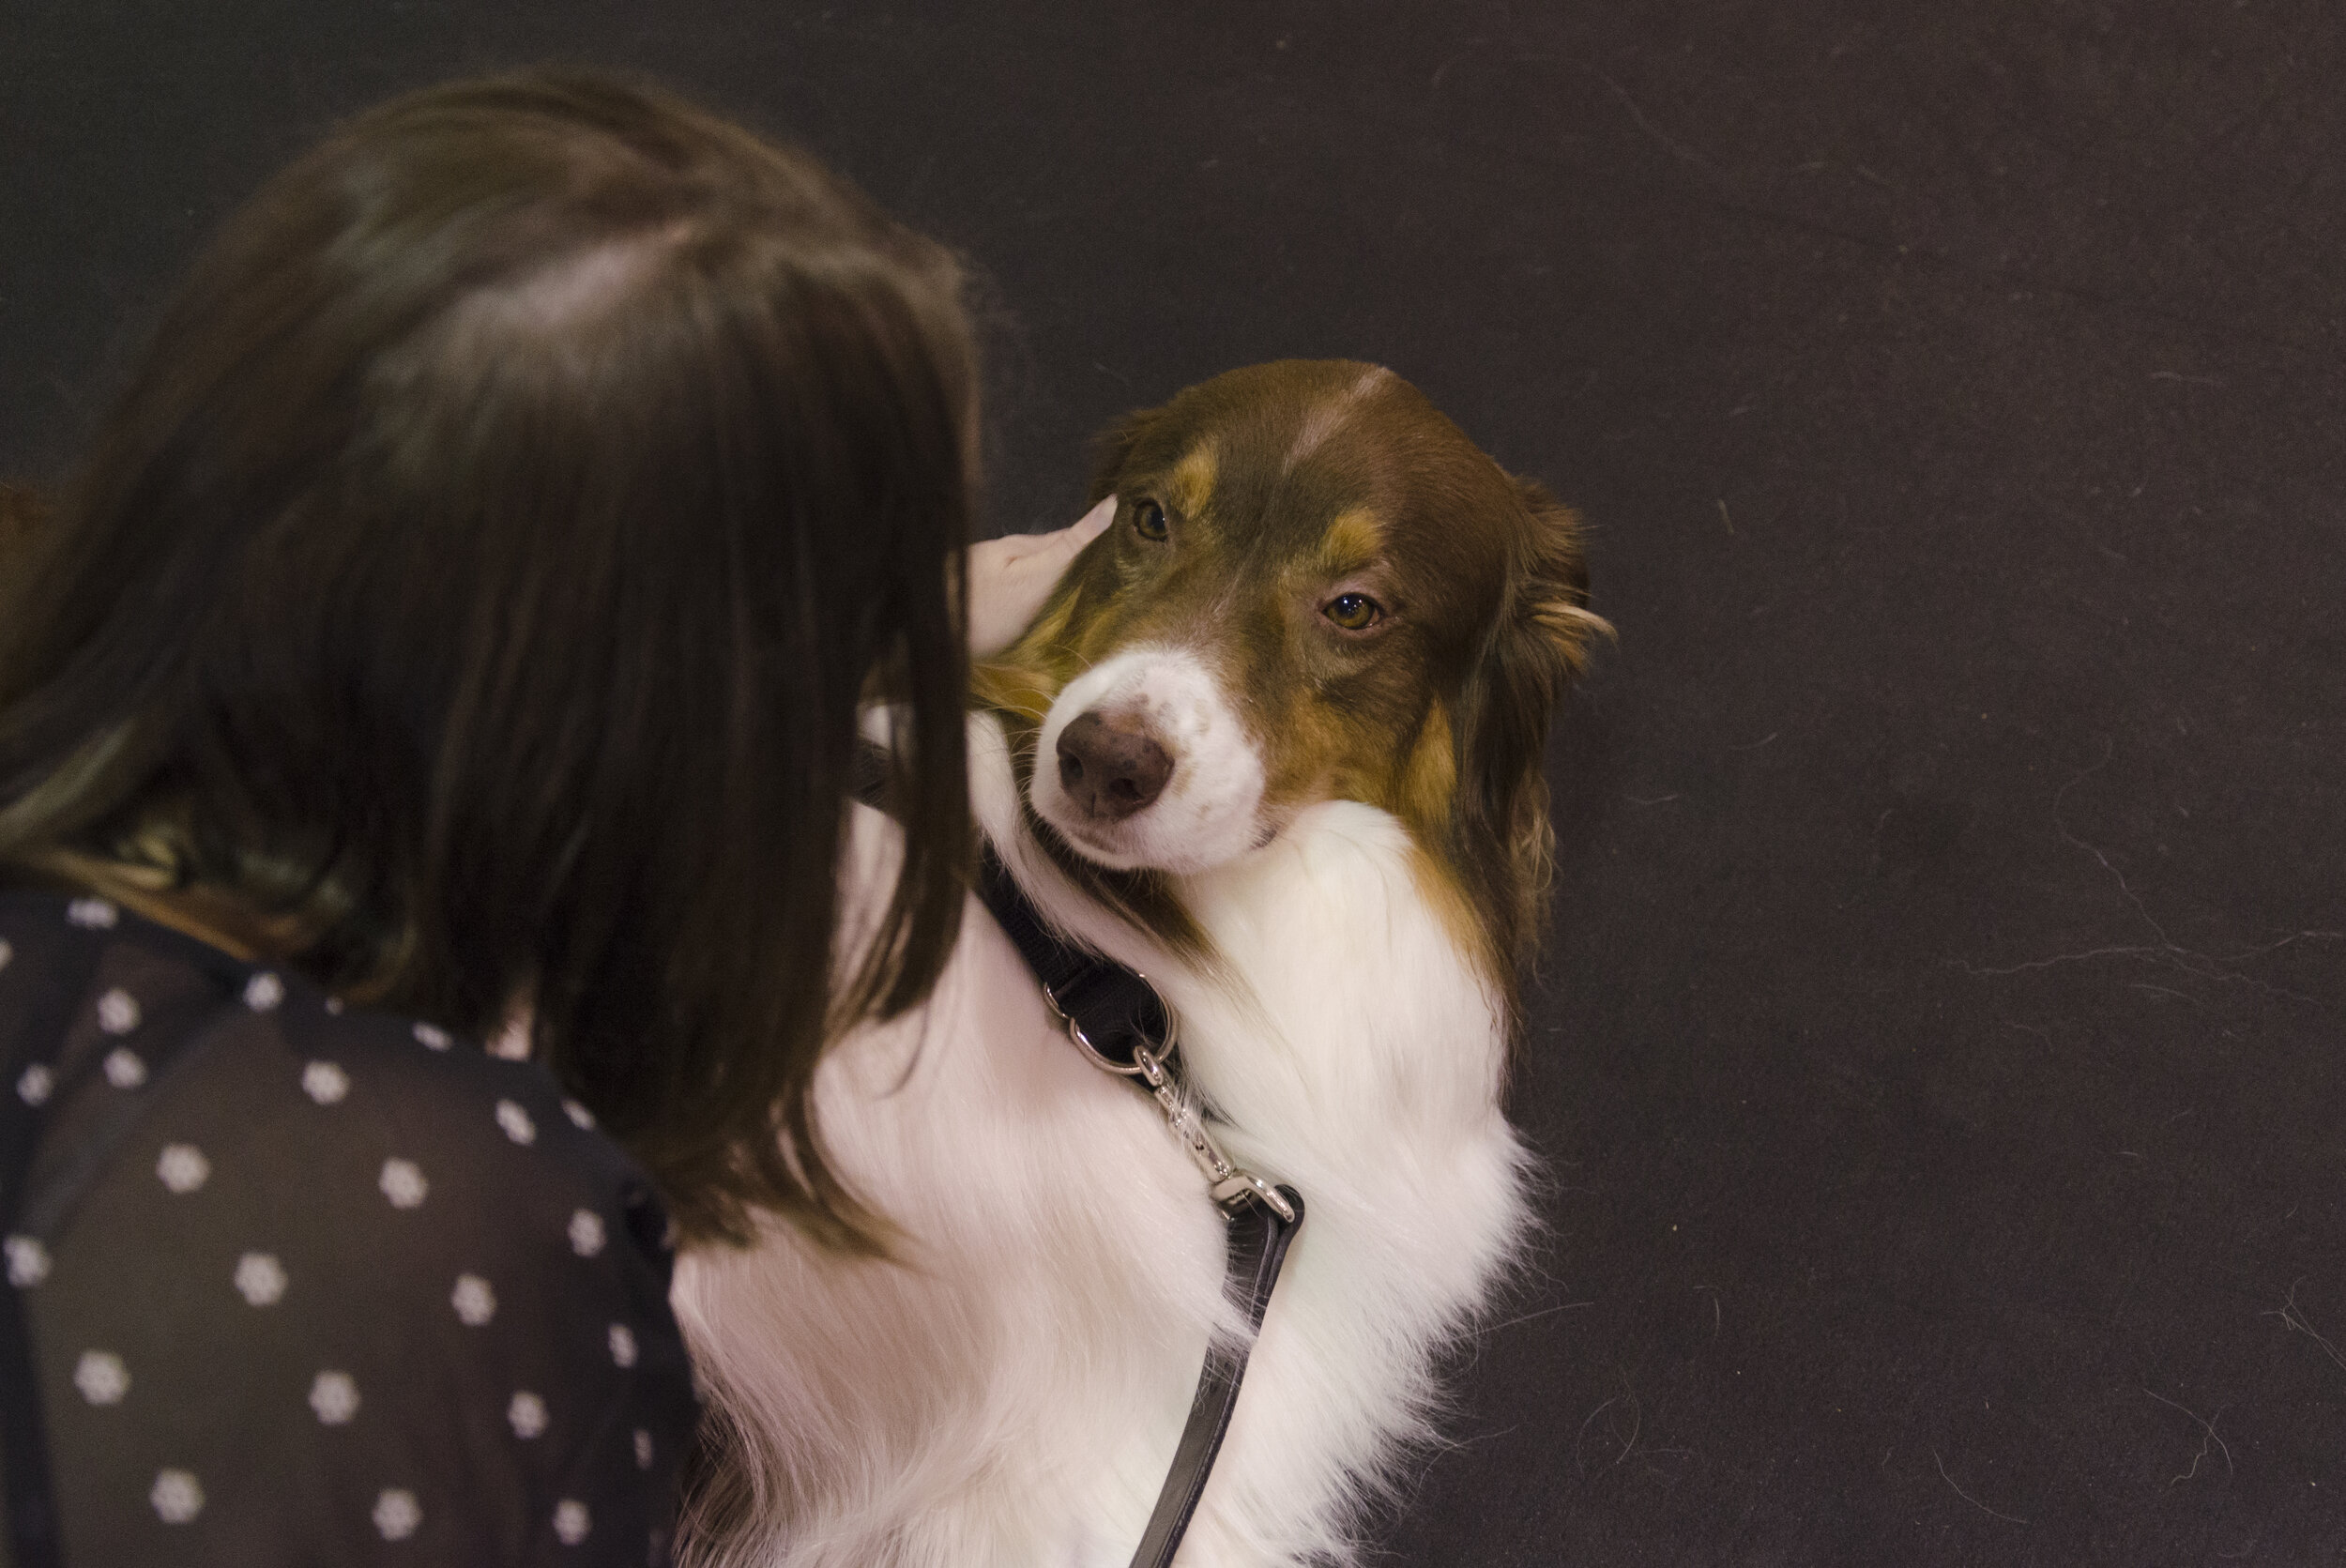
[1160,801,1511,1170]
[969,713,1512,1198]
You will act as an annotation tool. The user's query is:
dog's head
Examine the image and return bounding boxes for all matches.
[978,360,1606,981]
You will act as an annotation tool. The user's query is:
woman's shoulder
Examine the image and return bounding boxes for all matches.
[0,889,699,1563]
[1,886,661,1251]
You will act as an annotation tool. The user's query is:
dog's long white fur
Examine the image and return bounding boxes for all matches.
[672,711,1531,1567]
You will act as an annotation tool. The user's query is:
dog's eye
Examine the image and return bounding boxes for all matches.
[1131,499,1169,541]
[1323,592,1382,632]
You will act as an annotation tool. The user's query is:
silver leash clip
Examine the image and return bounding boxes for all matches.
[1042,982,1296,1225]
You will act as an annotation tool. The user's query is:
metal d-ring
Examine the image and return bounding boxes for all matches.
[1042,982,1150,1077]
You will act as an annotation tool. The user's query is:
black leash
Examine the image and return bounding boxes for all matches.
[970,849,1302,1568]
[1127,1174,1300,1568]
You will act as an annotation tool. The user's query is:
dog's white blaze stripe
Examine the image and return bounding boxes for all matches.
[1029,644,1268,874]
[1280,364,1390,475]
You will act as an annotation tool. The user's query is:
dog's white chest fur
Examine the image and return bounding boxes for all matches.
[672,716,1531,1568]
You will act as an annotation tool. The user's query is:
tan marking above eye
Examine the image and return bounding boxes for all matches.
[1317,507,1386,571]
[1169,443,1218,516]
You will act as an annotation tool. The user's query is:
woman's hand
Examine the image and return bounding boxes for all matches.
[966,495,1116,659]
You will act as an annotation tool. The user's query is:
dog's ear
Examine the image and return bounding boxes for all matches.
[1085,405,1161,508]
[1455,476,1610,970]
[1507,477,1605,683]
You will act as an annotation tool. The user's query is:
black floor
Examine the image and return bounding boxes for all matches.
[7,4,2344,1562]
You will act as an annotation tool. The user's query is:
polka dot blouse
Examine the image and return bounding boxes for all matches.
[0,890,700,1564]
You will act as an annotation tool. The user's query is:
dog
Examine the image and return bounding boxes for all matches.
[672,359,1605,1568]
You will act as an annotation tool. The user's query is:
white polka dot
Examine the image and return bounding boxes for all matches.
[302,1060,350,1104]
[96,987,140,1035]
[234,1252,287,1306]
[309,1370,359,1424]
[608,1323,637,1368]
[451,1273,496,1327]
[156,1144,210,1195]
[562,1098,595,1130]
[102,1047,146,1089]
[379,1158,427,1210]
[17,1063,53,1106]
[489,1016,531,1060]
[74,1350,129,1405]
[495,1099,536,1146]
[507,1390,548,1439]
[633,1428,653,1469]
[552,1499,590,1545]
[568,1210,605,1258]
[0,936,12,970]
[244,971,284,1012]
[66,897,117,929]
[373,1488,420,1541]
[324,996,344,1015]
[150,1469,203,1524]
[413,1022,451,1051]
[6,1236,50,1287]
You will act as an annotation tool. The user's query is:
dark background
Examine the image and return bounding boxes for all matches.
[6,3,2342,1562]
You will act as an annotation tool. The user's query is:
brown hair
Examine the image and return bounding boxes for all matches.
[0,69,977,1248]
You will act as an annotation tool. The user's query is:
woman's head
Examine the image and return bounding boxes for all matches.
[0,69,976,1247]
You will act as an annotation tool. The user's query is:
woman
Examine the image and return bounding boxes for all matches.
[0,69,1104,1564]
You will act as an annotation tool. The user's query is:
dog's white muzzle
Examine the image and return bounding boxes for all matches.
[1029,645,1268,873]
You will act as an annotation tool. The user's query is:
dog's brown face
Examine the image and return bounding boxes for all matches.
[978,359,1603,981]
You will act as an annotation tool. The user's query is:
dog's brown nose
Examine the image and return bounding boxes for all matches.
[1057,711,1173,821]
